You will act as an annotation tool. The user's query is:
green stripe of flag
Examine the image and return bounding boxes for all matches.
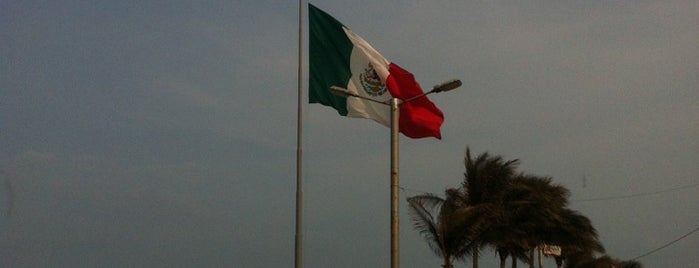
[308,3,353,116]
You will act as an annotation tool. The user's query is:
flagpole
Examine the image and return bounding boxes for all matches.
[295,0,304,268]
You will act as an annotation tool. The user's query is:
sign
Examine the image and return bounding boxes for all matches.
[542,245,562,257]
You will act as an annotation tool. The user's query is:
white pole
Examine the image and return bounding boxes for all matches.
[294,0,303,267]
[390,98,400,268]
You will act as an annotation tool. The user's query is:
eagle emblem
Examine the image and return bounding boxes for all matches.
[359,63,387,97]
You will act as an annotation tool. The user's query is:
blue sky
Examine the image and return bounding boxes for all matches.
[1,1,697,267]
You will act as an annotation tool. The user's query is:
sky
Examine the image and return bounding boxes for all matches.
[1,0,697,267]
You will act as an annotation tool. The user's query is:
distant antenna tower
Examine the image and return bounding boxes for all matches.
[582,174,587,188]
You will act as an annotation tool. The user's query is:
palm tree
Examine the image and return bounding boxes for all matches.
[503,175,607,268]
[407,189,473,268]
[549,208,605,268]
[493,174,571,268]
[409,148,605,268]
[490,225,529,268]
[461,148,520,268]
[487,174,604,268]
[471,178,529,268]
[408,148,521,268]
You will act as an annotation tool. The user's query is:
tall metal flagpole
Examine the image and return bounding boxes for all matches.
[294,0,303,267]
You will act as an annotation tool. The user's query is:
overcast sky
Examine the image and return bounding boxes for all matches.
[1,0,697,267]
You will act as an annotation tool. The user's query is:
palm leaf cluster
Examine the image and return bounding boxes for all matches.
[563,252,644,268]
[407,148,609,268]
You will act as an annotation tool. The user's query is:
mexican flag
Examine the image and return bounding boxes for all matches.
[308,3,444,139]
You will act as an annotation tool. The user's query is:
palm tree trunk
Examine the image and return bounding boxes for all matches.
[499,253,507,268]
[512,257,518,268]
[529,248,535,268]
[443,254,452,268]
[472,244,479,268]
[554,257,563,268]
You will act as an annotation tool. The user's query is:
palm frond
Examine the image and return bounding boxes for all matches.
[407,194,444,256]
